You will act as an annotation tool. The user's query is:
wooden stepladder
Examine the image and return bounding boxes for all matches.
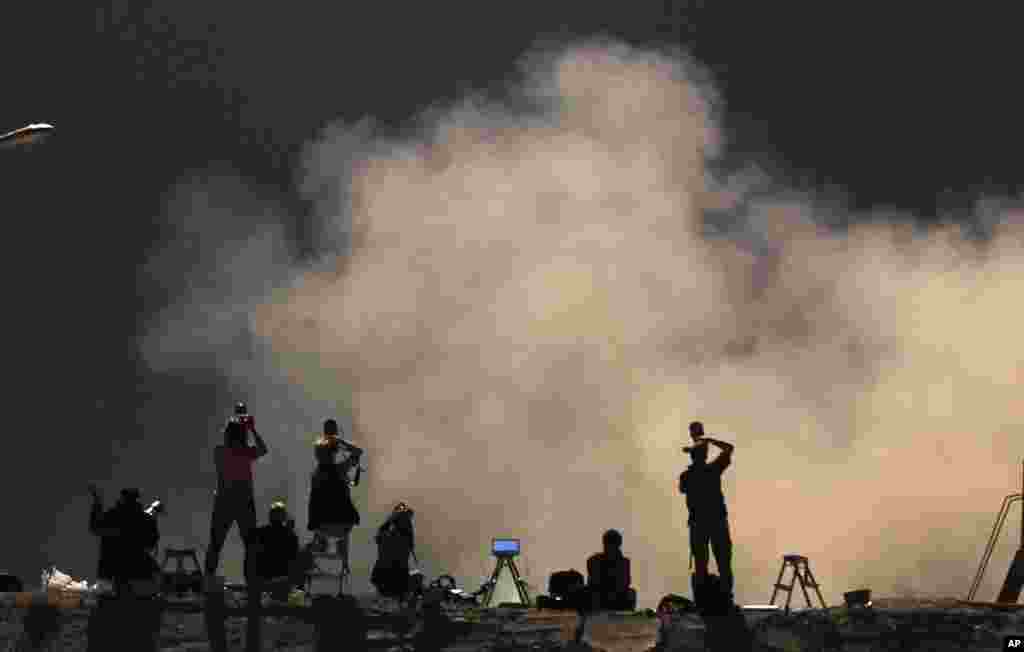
[769,554,827,613]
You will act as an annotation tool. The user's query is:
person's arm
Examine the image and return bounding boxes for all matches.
[88,485,108,536]
[338,439,362,455]
[249,428,269,458]
[679,471,688,495]
[340,448,363,480]
[586,555,599,587]
[622,557,632,592]
[287,532,299,561]
[339,441,363,474]
[703,437,734,471]
[93,510,122,538]
[703,437,734,455]
[213,445,225,491]
[408,522,418,564]
[144,515,160,551]
[88,486,127,537]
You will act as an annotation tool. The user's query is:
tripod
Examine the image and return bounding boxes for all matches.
[481,553,530,608]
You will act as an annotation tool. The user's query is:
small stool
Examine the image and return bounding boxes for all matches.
[161,548,203,595]
[769,554,826,613]
[306,548,350,596]
[305,534,352,596]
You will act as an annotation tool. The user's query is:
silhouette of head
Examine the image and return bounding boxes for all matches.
[690,445,708,465]
[689,421,704,439]
[269,501,288,525]
[323,419,340,436]
[224,420,247,447]
[119,488,141,506]
[602,529,623,554]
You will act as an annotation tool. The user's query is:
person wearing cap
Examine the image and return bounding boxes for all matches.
[87,485,160,595]
[244,501,300,600]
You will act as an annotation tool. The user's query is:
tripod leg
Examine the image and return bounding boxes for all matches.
[483,559,504,608]
[507,560,530,606]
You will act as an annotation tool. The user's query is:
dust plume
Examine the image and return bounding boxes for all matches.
[144,40,1024,605]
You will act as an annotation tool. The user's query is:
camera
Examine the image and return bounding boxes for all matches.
[492,538,520,557]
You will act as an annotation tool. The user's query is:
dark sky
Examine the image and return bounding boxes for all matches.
[1,2,1020,588]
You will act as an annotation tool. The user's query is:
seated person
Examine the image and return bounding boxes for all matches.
[371,503,418,604]
[245,502,300,599]
[583,529,637,611]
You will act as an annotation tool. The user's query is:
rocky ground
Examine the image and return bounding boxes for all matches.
[3,595,1023,651]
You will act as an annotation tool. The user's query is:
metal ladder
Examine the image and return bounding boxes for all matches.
[306,540,350,596]
[161,548,203,594]
[769,554,827,613]
[967,492,1022,601]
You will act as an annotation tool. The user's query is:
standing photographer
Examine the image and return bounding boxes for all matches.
[205,403,269,580]
[87,485,160,595]
[679,421,735,600]
[307,419,362,587]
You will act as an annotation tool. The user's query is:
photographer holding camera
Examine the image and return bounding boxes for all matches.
[679,421,735,601]
[307,418,362,590]
[87,485,161,596]
[205,402,269,581]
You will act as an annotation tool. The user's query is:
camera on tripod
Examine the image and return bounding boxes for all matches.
[492,538,520,558]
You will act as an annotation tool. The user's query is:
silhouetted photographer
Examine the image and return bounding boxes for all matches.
[679,421,734,601]
[371,502,418,604]
[87,485,160,596]
[206,403,269,580]
[244,501,300,600]
[308,418,362,581]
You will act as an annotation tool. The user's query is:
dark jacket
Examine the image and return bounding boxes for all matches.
[245,523,300,579]
[586,552,631,595]
[679,453,732,526]
[89,499,159,582]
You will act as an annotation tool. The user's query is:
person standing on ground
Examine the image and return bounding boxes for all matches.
[87,485,160,595]
[679,421,735,599]
[205,409,269,581]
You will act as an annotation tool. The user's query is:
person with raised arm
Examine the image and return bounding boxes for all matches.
[205,404,269,581]
[679,421,735,600]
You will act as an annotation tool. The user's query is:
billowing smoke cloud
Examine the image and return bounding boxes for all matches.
[142,39,1024,605]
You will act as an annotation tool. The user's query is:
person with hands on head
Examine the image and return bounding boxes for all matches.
[679,421,735,600]
[205,406,269,581]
